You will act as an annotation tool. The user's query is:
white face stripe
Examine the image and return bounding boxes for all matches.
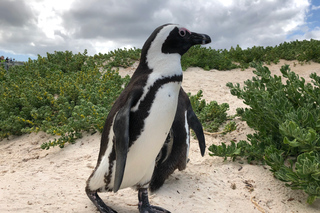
[131,24,183,112]
[147,24,180,71]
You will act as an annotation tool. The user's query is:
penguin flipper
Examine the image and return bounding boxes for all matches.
[187,107,206,156]
[113,90,141,192]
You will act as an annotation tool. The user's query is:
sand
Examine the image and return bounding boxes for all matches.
[1,60,320,213]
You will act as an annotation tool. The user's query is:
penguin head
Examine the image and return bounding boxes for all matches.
[141,24,211,64]
[161,24,211,56]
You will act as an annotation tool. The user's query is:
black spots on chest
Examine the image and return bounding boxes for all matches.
[159,85,172,98]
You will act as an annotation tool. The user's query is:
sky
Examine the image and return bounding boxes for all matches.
[0,0,320,61]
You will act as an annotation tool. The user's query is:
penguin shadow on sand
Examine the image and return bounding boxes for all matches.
[85,24,210,213]
[150,87,206,192]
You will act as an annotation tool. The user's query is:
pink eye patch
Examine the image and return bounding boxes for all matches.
[179,27,191,37]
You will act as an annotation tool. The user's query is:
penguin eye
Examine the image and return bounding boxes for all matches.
[179,28,188,37]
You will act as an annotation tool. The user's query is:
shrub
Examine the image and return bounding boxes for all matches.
[181,45,238,71]
[0,50,130,149]
[209,63,320,203]
[188,90,230,132]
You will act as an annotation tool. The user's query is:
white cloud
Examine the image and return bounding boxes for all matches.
[311,5,320,10]
[296,26,320,40]
[29,0,75,39]
[1,0,319,60]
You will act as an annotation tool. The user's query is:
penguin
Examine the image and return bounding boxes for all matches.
[150,87,206,192]
[85,24,211,213]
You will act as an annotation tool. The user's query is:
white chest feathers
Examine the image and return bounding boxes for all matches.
[119,80,181,189]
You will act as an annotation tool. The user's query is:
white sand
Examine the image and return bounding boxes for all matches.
[1,60,320,212]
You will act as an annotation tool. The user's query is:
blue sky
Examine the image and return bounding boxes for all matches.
[0,0,320,61]
[307,3,320,32]
[287,1,320,39]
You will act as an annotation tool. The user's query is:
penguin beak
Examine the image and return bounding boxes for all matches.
[190,32,211,45]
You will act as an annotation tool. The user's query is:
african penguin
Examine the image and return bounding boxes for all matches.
[150,87,206,192]
[85,24,211,213]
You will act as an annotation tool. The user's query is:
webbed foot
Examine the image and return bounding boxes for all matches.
[138,188,171,213]
[86,187,117,213]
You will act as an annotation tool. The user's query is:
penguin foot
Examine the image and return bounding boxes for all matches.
[138,188,171,213]
[86,188,117,213]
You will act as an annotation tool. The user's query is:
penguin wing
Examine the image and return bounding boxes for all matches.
[187,107,206,156]
[112,89,141,192]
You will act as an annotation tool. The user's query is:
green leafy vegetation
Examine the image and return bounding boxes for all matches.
[208,63,320,203]
[181,45,239,70]
[0,50,130,149]
[188,90,230,132]
[181,39,320,70]
[93,47,141,68]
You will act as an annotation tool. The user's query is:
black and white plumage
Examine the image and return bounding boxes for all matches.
[85,24,211,213]
[150,87,206,192]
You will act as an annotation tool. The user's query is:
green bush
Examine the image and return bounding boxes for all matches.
[209,63,320,203]
[181,39,320,71]
[0,50,130,149]
[181,45,238,70]
[93,47,141,68]
[188,90,230,132]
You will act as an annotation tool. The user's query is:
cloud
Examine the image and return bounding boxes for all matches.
[61,0,171,48]
[0,1,93,57]
[0,0,36,27]
[0,0,42,55]
[0,0,318,60]
[200,0,310,49]
[60,0,311,51]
